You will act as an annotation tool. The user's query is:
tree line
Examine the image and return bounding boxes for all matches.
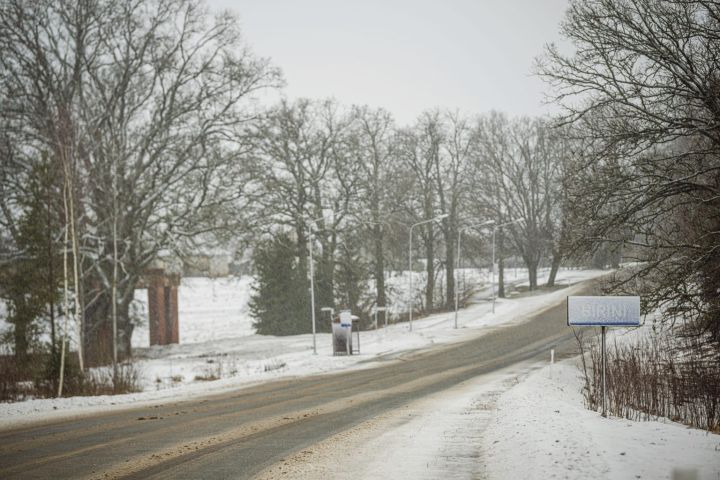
[0,0,577,367]
[245,102,577,335]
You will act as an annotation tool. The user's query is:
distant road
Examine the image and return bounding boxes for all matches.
[0,281,596,480]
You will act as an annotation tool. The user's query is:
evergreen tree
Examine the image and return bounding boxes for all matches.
[0,160,62,369]
[250,234,310,335]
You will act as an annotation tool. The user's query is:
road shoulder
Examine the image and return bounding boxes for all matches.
[254,361,540,480]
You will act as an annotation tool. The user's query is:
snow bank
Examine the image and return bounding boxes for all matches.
[483,360,720,479]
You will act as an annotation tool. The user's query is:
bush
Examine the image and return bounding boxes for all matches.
[0,354,25,402]
[0,352,142,401]
[61,362,142,396]
[576,327,720,432]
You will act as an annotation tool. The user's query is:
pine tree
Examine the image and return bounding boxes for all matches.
[250,234,310,335]
[0,160,62,369]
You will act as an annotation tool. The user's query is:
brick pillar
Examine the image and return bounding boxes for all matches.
[147,269,167,346]
[147,269,180,346]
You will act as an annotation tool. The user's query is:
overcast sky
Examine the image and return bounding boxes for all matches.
[207,0,570,125]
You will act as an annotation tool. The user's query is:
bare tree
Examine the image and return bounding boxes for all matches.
[542,125,575,287]
[396,112,443,312]
[350,106,397,313]
[470,112,513,296]
[475,114,560,290]
[0,0,281,363]
[538,0,720,343]
[434,111,474,308]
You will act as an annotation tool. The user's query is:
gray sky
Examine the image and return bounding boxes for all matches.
[207,0,569,125]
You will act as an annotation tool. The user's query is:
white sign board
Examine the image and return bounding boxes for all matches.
[567,296,641,327]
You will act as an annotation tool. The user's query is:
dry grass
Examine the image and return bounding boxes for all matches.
[576,327,719,432]
[0,353,142,401]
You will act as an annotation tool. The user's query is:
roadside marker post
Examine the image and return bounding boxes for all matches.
[567,296,641,418]
[601,325,606,416]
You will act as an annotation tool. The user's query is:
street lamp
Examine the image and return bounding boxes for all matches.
[307,216,325,354]
[408,213,449,332]
[454,220,495,329]
[491,218,523,313]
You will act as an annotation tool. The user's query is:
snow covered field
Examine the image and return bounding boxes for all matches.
[0,268,604,427]
[132,275,256,349]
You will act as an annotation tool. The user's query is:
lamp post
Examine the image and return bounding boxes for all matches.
[454,220,495,329]
[408,213,449,332]
[491,218,523,314]
[307,216,325,354]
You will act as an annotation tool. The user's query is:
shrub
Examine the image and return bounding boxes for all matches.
[576,327,720,432]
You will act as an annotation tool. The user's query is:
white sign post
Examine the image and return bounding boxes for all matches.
[567,296,641,417]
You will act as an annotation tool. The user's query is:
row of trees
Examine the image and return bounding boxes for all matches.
[246,101,579,334]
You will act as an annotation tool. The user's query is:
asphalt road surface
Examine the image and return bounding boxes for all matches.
[0,281,596,479]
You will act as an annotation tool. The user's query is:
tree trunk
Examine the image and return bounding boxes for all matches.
[296,222,307,272]
[67,171,84,371]
[84,273,144,365]
[610,241,623,269]
[118,298,134,360]
[317,231,336,329]
[528,259,539,290]
[546,252,562,287]
[13,315,28,367]
[445,224,455,310]
[58,182,70,397]
[498,257,505,298]
[46,188,56,357]
[373,224,386,308]
[497,230,505,298]
[317,255,334,327]
[84,288,112,366]
[425,225,435,313]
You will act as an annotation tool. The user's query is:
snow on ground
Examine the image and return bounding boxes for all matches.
[483,360,720,479]
[255,362,533,480]
[0,268,606,428]
[132,275,256,349]
[256,358,720,480]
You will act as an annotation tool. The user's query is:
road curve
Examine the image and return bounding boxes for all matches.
[0,281,595,479]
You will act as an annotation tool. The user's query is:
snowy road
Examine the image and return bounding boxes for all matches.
[0,282,590,479]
